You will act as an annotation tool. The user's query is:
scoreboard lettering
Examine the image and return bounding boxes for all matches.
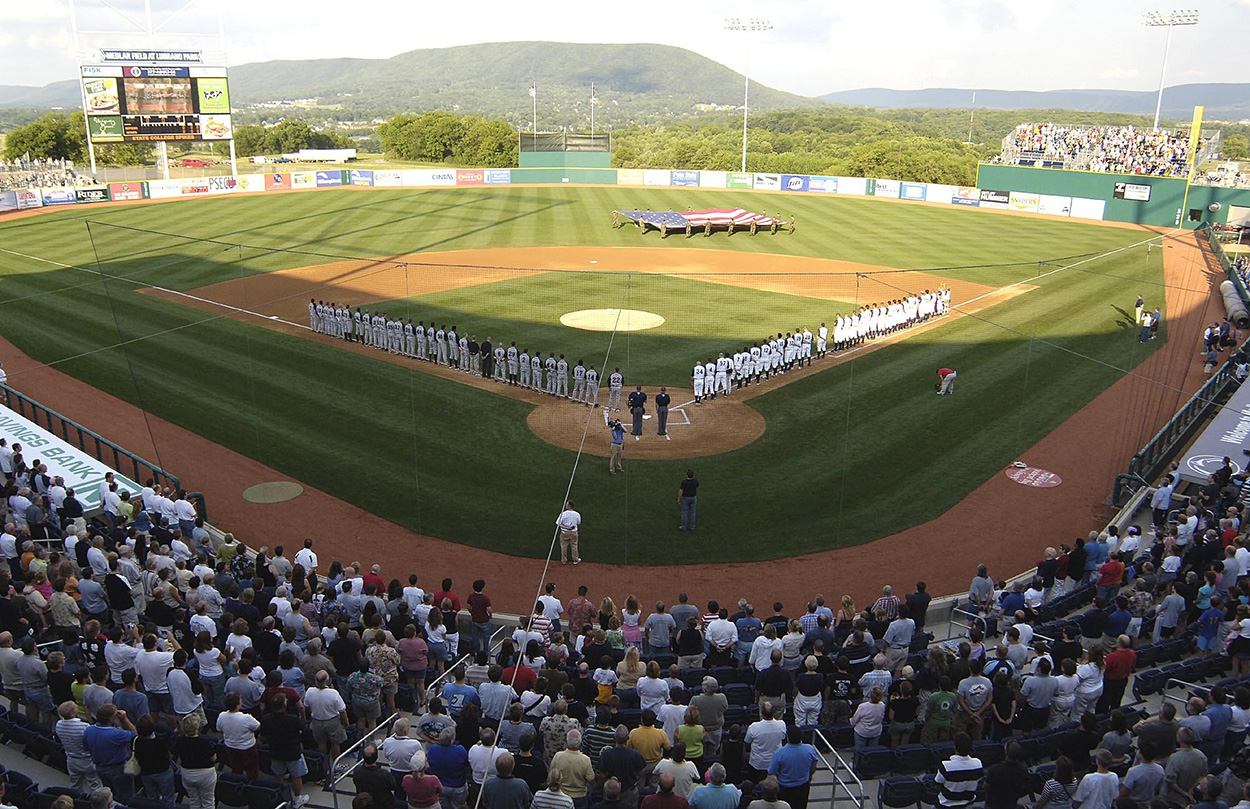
[80,60,231,144]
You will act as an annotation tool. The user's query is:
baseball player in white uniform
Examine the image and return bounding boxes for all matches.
[375,312,387,348]
[519,349,531,388]
[506,343,519,385]
[446,327,458,366]
[585,365,599,407]
[817,322,828,358]
[704,359,717,398]
[339,306,350,339]
[545,354,558,396]
[749,343,762,383]
[425,324,436,360]
[531,352,543,392]
[783,333,796,370]
[435,326,448,365]
[415,321,428,359]
[556,355,569,398]
[353,308,364,342]
[571,360,586,402]
[733,350,746,390]
[715,353,731,396]
[309,299,319,333]
[459,334,470,370]
[405,320,416,357]
[801,327,813,366]
[692,361,706,403]
[608,368,624,411]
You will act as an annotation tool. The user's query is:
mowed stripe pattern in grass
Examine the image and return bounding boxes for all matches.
[0,187,1162,563]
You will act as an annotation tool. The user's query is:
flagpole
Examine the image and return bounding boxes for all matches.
[532,83,538,151]
[591,81,595,140]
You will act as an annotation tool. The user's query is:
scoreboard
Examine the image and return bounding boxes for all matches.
[81,64,232,144]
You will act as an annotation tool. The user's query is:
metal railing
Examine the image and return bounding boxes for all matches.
[0,382,181,494]
[1162,677,1211,706]
[812,728,865,809]
[328,711,402,809]
[423,623,510,701]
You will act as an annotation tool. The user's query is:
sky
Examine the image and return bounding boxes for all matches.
[1,0,1247,96]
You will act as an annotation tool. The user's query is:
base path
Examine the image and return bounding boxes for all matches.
[3,229,1221,616]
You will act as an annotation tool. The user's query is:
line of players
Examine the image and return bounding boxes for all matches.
[307,299,624,408]
[690,289,952,403]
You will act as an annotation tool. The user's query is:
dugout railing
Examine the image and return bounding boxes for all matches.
[0,381,185,502]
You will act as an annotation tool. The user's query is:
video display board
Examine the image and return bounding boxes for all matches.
[81,65,231,143]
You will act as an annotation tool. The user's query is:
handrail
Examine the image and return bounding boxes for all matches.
[329,710,402,809]
[947,605,981,640]
[0,381,181,495]
[812,728,864,809]
[425,623,510,700]
[1162,677,1211,704]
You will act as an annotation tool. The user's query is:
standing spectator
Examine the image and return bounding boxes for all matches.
[567,587,597,638]
[641,772,688,809]
[427,726,470,809]
[955,658,992,740]
[1074,749,1119,809]
[850,687,885,754]
[83,704,137,799]
[306,669,349,761]
[482,751,532,809]
[1121,740,1165,804]
[468,580,494,655]
[935,733,983,808]
[744,701,788,781]
[533,772,575,809]
[352,743,398,809]
[1034,757,1078,809]
[134,714,176,803]
[767,726,819,809]
[56,700,102,794]
[983,740,1029,809]
[17,636,54,724]
[690,764,741,809]
[381,718,424,788]
[645,602,677,658]
[690,676,728,755]
[469,728,509,804]
[171,714,217,809]
[1165,728,1208,807]
[1098,636,1136,714]
[217,691,261,779]
[627,709,671,766]
[906,582,932,630]
[402,748,443,809]
[261,692,311,807]
[551,728,596,809]
[654,743,700,800]
[678,471,698,532]
[599,727,645,807]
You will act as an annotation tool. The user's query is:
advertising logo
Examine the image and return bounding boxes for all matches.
[16,189,42,209]
[753,173,781,190]
[456,169,484,185]
[75,187,110,203]
[874,179,900,198]
[292,172,315,188]
[979,189,1010,208]
[195,77,230,114]
[484,169,511,184]
[41,189,77,206]
[953,187,980,206]
[181,180,209,195]
[316,171,344,187]
[108,182,143,201]
[809,177,838,193]
[671,170,699,187]
[351,169,375,186]
[901,183,926,201]
[267,173,291,190]
[781,175,809,192]
[1186,454,1240,479]
[208,176,239,193]
[87,115,124,143]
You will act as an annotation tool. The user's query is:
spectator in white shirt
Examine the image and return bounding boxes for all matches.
[294,539,318,574]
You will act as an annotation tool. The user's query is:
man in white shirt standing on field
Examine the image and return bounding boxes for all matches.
[556,501,581,566]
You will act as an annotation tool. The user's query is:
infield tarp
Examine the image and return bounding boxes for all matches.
[1177,379,1250,486]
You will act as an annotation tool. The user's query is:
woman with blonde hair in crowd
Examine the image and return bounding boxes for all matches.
[781,620,806,671]
[622,595,643,649]
[617,646,645,690]
[599,597,617,631]
[836,595,856,642]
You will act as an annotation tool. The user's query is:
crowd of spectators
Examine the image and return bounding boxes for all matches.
[1195,165,1250,189]
[3,435,1250,809]
[0,158,94,192]
[997,124,1206,177]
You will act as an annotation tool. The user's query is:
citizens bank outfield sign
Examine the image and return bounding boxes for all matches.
[1004,465,1062,488]
[0,405,142,511]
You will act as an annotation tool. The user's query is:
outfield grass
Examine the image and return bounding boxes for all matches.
[0,187,1165,564]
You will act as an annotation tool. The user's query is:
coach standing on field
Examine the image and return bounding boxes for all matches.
[627,386,647,438]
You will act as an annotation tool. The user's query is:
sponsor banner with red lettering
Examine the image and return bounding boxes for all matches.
[456,169,485,185]
[952,187,980,206]
[181,179,210,195]
[108,182,144,201]
[16,188,44,209]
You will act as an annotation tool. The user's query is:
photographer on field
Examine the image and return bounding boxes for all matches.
[608,418,625,476]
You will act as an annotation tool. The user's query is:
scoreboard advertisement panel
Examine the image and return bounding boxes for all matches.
[81,63,230,143]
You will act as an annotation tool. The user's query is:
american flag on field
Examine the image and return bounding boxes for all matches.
[617,208,780,228]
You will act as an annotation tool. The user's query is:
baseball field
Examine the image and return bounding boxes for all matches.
[0,185,1168,565]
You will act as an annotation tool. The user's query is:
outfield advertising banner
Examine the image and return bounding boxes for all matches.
[753,173,781,190]
[837,177,869,195]
[401,169,456,186]
[1037,194,1073,216]
[350,169,375,187]
[926,184,957,205]
[900,183,927,201]
[266,173,292,191]
[781,175,809,192]
[147,179,182,198]
[979,189,1010,209]
[108,181,145,200]
[236,174,265,192]
[315,170,344,187]
[953,187,980,206]
[671,170,699,187]
[373,170,402,187]
[0,404,142,512]
[1070,197,1106,221]
[699,171,728,188]
[1008,191,1041,213]
[0,191,16,213]
[643,169,671,186]
[455,169,484,185]
[291,171,316,188]
[727,172,753,189]
[617,169,644,186]
[181,179,209,195]
[41,188,77,206]
[874,179,900,198]
[809,176,838,193]
[16,188,43,209]
[75,186,110,203]
[485,169,511,184]
[207,175,239,194]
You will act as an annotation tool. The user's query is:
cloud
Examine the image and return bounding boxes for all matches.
[1099,68,1140,81]
[1178,69,1209,79]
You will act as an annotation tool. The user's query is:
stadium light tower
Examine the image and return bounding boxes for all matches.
[1142,9,1199,131]
[724,16,772,173]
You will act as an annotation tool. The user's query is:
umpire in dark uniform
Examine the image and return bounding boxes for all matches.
[480,336,493,378]
[627,385,647,437]
[655,386,671,436]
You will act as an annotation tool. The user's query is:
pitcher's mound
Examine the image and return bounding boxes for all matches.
[560,309,665,332]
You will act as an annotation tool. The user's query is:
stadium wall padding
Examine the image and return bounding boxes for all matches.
[977,164,1196,227]
[518,151,612,169]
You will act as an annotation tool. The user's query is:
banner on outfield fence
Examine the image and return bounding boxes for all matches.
[1070,197,1106,220]
[753,173,781,190]
[456,169,484,185]
[0,191,16,213]
[74,185,109,203]
[1008,191,1040,212]
[699,171,728,188]
[316,170,343,187]
[181,179,209,196]
[266,173,291,190]
[485,169,511,184]
[726,172,753,189]
[809,176,838,193]
[16,188,43,209]
[781,175,808,192]
[351,169,374,186]
[926,184,957,205]
[837,177,868,196]
[643,169,671,186]
[953,187,980,206]
[979,189,1010,209]
[237,174,265,192]
[616,168,644,185]
[147,179,181,198]
[291,171,316,188]
[372,170,402,187]
[1037,195,1073,216]
[0,404,143,512]
[207,176,239,193]
[900,182,926,201]
[670,169,698,187]
[1113,181,1152,202]
[874,179,900,198]
[41,188,77,206]
[108,181,144,201]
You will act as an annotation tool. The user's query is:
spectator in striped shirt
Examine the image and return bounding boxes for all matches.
[531,604,553,644]
[935,733,984,807]
[871,587,901,622]
[533,771,575,809]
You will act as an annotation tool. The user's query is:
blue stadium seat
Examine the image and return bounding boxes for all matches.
[707,667,737,687]
[919,775,940,808]
[123,797,176,809]
[854,745,894,780]
[244,777,288,809]
[893,744,930,775]
[722,684,753,706]
[973,740,1004,767]
[878,776,924,809]
[927,742,956,772]
[4,770,38,809]
[680,669,708,689]
[818,724,854,751]
[36,788,84,809]
[214,772,249,808]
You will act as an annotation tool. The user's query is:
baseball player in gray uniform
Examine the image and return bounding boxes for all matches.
[585,365,600,407]
[459,333,470,370]
[353,308,364,342]
[416,321,428,359]
[608,368,624,411]
[530,352,543,391]
[506,343,519,385]
[556,355,570,398]
[309,299,318,333]
[801,327,813,366]
[571,360,586,403]
[519,349,531,388]
[447,327,459,367]
[545,354,558,396]
[692,361,706,403]
[405,320,416,357]
[493,344,507,381]
[435,326,448,365]
[425,323,436,360]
